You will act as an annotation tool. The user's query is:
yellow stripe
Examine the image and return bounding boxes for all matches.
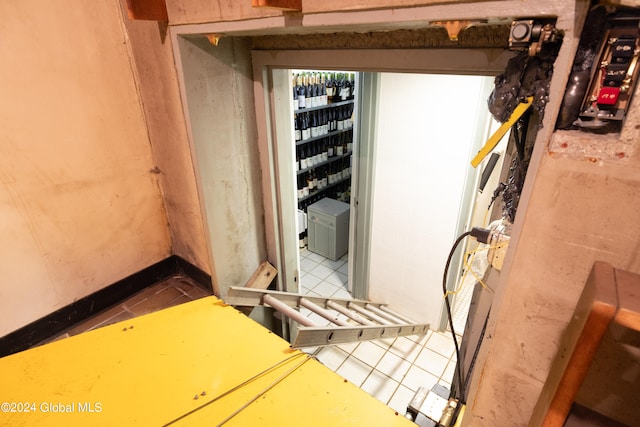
[471,96,534,168]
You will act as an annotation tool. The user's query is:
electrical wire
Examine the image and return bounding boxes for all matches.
[216,356,311,426]
[442,230,472,404]
[162,352,308,426]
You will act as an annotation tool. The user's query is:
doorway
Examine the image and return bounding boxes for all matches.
[258,51,510,333]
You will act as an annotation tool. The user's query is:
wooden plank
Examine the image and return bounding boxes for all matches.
[251,0,302,11]
[614,269,640,331]
[125,0,168,21]
[540,262,618,427]
[245,261,277,290]
[236,262,277,315]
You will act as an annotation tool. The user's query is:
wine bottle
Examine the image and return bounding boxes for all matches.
[316,141,323,166]
[295,147,300,172]
[346,131,353,152]
[297,174,304,199]
[327,136,334,157]
[309,73,317,108]
[307,170,315,191]
[348,73,356,100]
[320,73,327,106]
[342,136,348,158]
[301,112,310,141]
[304,74,312,109]
[293,74,298,111]
[326,73,334,102]
[318,109,324,136]
[300,145,308,170]
[332,107,338,131]
[310,111,318,138]
[302,174,309,197]
[294,114,301,142]
[336,133,344,156]
[321,138,328,162]
[337,106,344,131]
[320,166,328,189]
[296,74,306,109]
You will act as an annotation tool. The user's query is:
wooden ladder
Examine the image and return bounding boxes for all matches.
[225,287,429,348]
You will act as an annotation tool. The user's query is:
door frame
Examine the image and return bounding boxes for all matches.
[251,48,513,315]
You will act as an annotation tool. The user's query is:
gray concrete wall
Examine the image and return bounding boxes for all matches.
[176,36,267,296]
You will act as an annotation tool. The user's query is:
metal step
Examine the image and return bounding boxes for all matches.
[225,287,430,348]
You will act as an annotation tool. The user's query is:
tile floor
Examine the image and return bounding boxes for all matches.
[298,247,460,414]
[41,274,212,345]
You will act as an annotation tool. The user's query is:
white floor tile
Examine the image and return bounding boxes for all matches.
[338,341,359,354]
[442,359,457,383]
[308,264,335,280]
[351,341,386,368]
[313,280,341,297]
[300,273,322,292]
[324,271,348,287]
[321,258,346,270]
[406,330,432,346]
[414,348,450,378]
[375,351,412,383]
[338,262,349,275]
[389,337,422,363]
[426,332,456,359]
[361,370,399,404]
[299,248,311,258]
[331,288,352,300]
[401,365,439,392]
[306,252,329,263]
[375,337,397,350]
[387,384,415,414]
[315,347,349,371]
[336,357,372,387]
[300,257,319,274]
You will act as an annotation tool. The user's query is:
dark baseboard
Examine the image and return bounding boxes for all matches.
[0,255,211,358]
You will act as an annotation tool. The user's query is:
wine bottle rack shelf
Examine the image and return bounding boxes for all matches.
[297,175,351,205]
[296,151,352,176]
[295,127,352,147]
[294,99,354,114]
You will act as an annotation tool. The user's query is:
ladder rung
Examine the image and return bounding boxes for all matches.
[293,323,430,348]
[326,300,375,326]
[225,286,370,309]
[378,305,416,324]
[364,304,407,324]
[262,294,315,327]
[349,303,394,325]
[300,298,350,327]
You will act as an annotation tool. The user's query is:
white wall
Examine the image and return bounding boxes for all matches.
[368,73,492,326]
[0,1,172,336]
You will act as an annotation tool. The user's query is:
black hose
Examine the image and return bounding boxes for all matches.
[442,230,472,403]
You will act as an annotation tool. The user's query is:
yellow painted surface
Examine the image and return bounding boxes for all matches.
[0,297,413,426]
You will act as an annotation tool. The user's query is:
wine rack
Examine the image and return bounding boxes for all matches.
[294,99,354,211]
[292,71,356,247]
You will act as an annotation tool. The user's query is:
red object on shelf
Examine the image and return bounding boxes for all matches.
[597,87,620,105]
